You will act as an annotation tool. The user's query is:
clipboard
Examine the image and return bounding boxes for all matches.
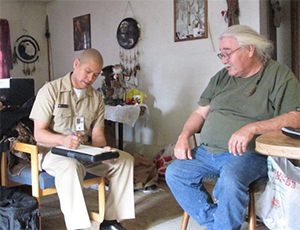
[51,145,119,162]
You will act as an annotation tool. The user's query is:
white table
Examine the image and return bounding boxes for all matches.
[104,104,149,149]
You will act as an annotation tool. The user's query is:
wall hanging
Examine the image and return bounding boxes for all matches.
[45,15,51,81]
[117,1,141,88]
[12,34,40,76]
[117,17,140,50]
[117,17,141,87]
[174,0,208,42]
[271,0,282,28]
[222,0,240,27]
[99,1,143,106]
[73,14,91,51]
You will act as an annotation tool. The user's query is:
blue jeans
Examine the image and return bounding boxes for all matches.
[166,145,267,230]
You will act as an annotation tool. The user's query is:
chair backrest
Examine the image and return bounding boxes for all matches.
[191,134,198,148]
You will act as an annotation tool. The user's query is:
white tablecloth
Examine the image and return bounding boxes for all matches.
[104,104,149,127]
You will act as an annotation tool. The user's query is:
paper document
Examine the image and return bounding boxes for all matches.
[53,145,117,156]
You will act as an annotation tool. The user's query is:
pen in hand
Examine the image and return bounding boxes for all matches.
[67,128,83,145]
[67,128,77,136]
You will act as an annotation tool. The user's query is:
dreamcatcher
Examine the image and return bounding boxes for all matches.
[99,2,143,106]
[12,34,40,76]
[116,1,141,88]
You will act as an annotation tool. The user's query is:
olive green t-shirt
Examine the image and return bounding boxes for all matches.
[199,60,300,154]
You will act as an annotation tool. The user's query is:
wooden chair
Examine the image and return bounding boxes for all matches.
[180,134,267,230]
[1,142,106,229]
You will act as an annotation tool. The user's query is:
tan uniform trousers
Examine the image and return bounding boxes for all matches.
[41,150,135,230]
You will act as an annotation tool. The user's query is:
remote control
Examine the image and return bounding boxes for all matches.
[281,127,300,139]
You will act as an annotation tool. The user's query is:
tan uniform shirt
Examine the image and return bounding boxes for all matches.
[30,73,105,144]
[29,73,135,228]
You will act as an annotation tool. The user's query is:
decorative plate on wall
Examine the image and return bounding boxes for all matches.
[116,17,140,50]
[13,35,40,75]
[14,35,40,64]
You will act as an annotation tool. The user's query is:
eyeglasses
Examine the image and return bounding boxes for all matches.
[217,47,241,60]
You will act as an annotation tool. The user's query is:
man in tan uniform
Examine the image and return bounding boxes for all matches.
[30,49,135,230]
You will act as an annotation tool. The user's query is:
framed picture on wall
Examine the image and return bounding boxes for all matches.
[174,0,208,42]
[73,14,91,51]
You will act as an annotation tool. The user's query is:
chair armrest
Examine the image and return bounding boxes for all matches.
[13,142,39,156]
[14,142,40,197]
[1,151,8,186]
[191,129,201,148]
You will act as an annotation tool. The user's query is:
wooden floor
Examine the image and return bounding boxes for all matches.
[39,181,268,230]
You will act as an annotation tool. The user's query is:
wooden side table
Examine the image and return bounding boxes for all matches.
[255,130,300,164]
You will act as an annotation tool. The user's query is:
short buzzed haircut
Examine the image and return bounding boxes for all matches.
[80,48,104,66]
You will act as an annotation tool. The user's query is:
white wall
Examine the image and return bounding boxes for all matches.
[0,1,48,93]
[1,0,262,148]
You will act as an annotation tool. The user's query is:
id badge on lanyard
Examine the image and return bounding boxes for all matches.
[75,116,84,131]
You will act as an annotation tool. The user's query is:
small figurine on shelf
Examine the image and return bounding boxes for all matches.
[99,65,115,105]
[112,79,125,105]
[112,64,128,89]
[100,63,142,106]
[100,64,126,106]
[125,88,147,105]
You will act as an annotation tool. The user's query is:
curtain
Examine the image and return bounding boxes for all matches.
[0,19,12,79]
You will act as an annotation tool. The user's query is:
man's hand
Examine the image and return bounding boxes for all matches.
[173,105,208,160]
[174,136,193,160]
[228,125,255,156]
[63,134,82,149]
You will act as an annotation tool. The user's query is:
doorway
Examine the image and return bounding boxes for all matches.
[260,0,299,81]
[291,0,299,81]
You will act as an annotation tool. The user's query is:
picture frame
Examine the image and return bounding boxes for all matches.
[174,0,208,42]
[73,14,91,51]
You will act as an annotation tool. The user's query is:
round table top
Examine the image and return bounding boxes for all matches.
[255,131,300,160]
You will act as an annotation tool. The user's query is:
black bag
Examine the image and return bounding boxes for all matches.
[0,187,39,230]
